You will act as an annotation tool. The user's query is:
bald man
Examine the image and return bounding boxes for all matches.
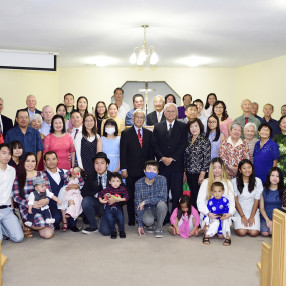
[14,95,41,126]
[233,99,261,139]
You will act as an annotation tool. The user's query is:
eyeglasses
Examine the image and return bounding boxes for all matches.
[214,106,223,109]
[208,121,217,124]
[18,116,29,120]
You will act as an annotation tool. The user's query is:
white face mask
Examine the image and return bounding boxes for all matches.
[105,127,115,135]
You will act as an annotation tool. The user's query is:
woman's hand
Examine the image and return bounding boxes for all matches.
[220,213,232,221]
[198,172,205,185]
[241,215,248,227]
[248,216,255,227]
[183,172,187,183]
[266,220,273,230]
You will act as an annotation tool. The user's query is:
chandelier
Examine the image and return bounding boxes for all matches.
[129,25,159,66]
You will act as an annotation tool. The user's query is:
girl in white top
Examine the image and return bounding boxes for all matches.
[232,159,263,237]
[197,157,235,240]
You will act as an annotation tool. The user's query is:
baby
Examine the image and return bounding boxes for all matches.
[25,177,61,227]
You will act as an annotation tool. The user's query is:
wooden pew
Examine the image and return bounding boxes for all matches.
[257,209,286,286]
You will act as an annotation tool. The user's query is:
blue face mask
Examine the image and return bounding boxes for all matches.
[145,171,158,180]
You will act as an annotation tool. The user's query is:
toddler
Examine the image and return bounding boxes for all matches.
[169,195,200,238]
[98,172,129,239]
[203,182,231,246]
[57,167,84,231]
[25,177,61,227]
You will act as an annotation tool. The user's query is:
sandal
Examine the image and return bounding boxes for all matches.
[23,225,33,238]
[203,236,210,245]
[62,222,68,232]
[223,238,231,246]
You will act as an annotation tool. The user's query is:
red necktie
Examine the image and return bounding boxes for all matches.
[138,129,143,148]
[74,128,79,139]
[245,117,248,125]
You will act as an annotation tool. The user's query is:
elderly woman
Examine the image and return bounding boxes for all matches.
[101,103,125,136]
[197,157,235,245]
[243,122,259,162]
[29,114,44,139]
[274,115,286,185]
[184,118,211,209]
[253,123,279,184]
[219,123,251,179]
[13,152,54,239]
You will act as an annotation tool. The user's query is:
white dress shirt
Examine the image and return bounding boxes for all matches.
[0,165,16,205]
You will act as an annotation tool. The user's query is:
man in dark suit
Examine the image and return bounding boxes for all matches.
[14,94,41,126]
[120,109,154,226]
[81,152,112,235]
[152,103,188,214]
[0,97,13,138]
[146,95,166,126]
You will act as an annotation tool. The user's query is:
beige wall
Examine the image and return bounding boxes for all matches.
[237,55,286,119]
[1,55,286,120]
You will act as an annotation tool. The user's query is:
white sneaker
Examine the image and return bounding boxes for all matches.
[24,221,32,227]
[46,218,55,224]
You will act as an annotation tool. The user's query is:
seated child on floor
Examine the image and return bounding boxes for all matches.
[57,167,84,232]
[203,182,231,246]
[169,195,200,238]
[25,177,61,227]
[98,172,129,239]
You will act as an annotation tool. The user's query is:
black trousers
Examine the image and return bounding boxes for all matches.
[186,173,200,210]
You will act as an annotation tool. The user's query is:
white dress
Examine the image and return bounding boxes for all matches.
[232,177,263,230]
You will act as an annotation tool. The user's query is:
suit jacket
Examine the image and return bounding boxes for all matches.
[120,126,154,177]
[0,114,13,138]
[152,120,188,172]
[14,107,42,126]
[81,170,112,198]
[146,110,166,126]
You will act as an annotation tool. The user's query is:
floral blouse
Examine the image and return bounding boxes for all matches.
[273,133,286,185]
[184,134,211,174]
[219,137,251,179]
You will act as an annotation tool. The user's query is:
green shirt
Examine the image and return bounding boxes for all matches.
[233,114,261,139]
[274,133,286,185]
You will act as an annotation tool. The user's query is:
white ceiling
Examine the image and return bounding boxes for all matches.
[1,0,286,68]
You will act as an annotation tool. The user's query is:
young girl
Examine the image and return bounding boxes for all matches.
[203,182,231,246]
[169,195,200,238]
[232,159,263,237]
[57,167,84,231]
[8,140,23,169]
[260,167,284,236]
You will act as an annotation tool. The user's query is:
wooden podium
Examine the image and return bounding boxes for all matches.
[257,209,286,286]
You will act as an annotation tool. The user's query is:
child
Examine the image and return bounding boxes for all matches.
[260,167,284,236]
[57,167,84,232]
[98,172,129,239]
[25,177,61,227]
[169,195,200,238]
[203,182,231,246]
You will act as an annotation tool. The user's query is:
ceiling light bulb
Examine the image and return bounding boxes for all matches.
[129,52,137,64]
[137,49,147,65]
[150,51,159,65]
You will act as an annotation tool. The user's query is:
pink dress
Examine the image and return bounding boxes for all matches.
[43,133,75,170]
[219,117,233,138]
[170,207,200,239]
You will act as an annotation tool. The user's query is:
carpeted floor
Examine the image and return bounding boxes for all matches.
[2,218,269,286]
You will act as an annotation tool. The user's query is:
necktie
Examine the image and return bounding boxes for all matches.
[138,129,143,148]
[157,112,162,123]
[168,124,172,136]
[98,176,103,190]
[245,117,248,125]
[74,128,79,139]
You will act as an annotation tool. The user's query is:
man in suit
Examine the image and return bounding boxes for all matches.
[152,103,188,214]
[120,109,154,226]
[0,97,13,138]
[81,152,112,235]
[146,95,166,126]
[14,94,42,126]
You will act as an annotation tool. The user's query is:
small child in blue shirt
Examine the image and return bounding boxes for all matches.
[203,182,231,246]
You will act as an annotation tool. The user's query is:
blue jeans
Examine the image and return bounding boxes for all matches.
[104,205,125,232]
[0,208,24,243]
[82,196,111,236]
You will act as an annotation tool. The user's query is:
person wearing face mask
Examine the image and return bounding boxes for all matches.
[97,119,120,172]
[135,160,168,238]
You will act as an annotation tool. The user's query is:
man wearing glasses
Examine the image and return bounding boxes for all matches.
[5,109,44,165]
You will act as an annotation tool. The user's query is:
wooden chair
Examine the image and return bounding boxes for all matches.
[257,209,286,286]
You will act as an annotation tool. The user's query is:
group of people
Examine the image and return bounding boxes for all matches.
[0,89,286,245]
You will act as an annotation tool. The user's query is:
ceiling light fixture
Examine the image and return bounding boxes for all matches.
[129,25,159,66]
